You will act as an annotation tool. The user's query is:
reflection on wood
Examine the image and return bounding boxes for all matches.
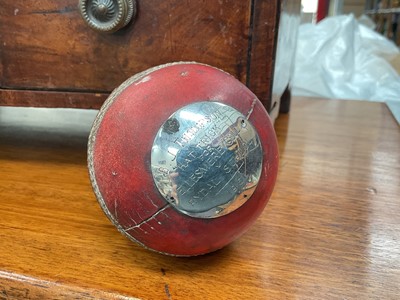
[0,97,399,299]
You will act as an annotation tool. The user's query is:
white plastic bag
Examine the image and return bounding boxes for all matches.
[292,15,400,102]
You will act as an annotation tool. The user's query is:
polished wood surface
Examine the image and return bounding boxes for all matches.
[1,98,399,299]
[0,89,107,109]
[0,0,284,110]
[0,0,249,90]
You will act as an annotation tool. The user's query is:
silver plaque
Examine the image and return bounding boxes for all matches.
[151,101,263,218]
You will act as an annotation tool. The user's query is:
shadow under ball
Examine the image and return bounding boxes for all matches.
[88,62,279,256]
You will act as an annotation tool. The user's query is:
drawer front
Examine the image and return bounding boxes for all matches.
[0,1,251,92]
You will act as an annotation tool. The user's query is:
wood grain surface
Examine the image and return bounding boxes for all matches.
[0,0,284,110]
[247,0,279,110]
[0,89,108,109]
[0,0,250,91]
[0,97,399,299]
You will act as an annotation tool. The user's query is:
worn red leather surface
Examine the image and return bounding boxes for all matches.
[90,63,278,256]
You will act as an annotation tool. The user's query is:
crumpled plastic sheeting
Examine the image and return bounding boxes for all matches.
[292,15,400,102]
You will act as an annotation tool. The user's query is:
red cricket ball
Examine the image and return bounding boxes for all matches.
[88,62,279,256]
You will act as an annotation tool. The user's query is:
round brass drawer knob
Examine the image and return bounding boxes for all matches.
[79,0,136,33]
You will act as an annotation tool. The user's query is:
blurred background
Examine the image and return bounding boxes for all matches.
[302,0,399,40]
[288,0,400,123]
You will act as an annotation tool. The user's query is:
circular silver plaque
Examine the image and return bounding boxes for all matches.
[151,101,263,218]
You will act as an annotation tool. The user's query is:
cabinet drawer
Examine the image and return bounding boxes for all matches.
[0,0,281,109]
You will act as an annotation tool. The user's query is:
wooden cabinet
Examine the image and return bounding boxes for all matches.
[0,0,295,110]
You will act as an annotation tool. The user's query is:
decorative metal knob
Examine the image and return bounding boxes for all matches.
[79,0,136,33]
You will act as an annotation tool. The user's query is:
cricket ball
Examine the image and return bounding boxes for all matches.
[88,62,278,256]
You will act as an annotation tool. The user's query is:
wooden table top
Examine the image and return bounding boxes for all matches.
[0,97,399,299]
